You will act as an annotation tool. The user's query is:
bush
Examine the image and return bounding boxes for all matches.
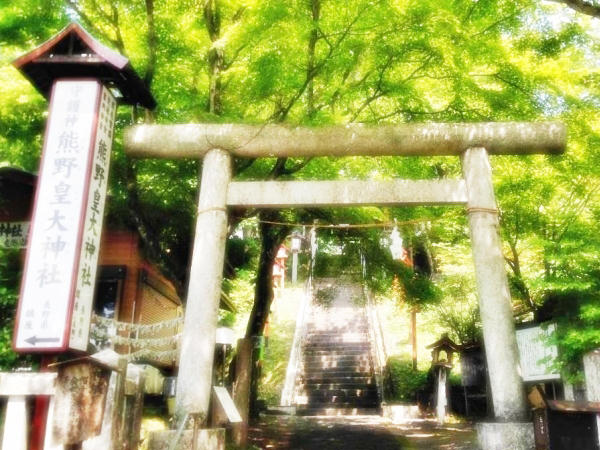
[384,356,429,402]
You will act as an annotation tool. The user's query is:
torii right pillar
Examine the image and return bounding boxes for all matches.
[462,147,533,450]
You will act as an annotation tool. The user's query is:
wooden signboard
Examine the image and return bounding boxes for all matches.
[51,361,111,445]
[14,80,116,353]
[516,322,560,382]
[0,221,29,248]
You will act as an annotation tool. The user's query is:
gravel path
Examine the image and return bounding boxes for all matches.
[248,415,478,450]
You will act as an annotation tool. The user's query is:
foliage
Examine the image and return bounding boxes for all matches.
[314,285,337,308]
[1,0,600,378]
[384,356,429,402]
[256,289,303,405]
[543,281,600,380]
[314,223,440,307]
[434,274,482,345]
[0,248,28,369]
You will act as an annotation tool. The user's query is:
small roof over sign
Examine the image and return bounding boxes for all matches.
[427,333,460,352]
[0,166,36,186]
[13,23,156,109]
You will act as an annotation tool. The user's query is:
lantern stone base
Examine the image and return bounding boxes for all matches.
[476,422,534,450]
[148,428,225,450]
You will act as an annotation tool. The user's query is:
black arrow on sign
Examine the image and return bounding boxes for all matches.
[25,336,60,345]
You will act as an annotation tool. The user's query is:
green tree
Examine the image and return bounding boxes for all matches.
[1,0,600,391]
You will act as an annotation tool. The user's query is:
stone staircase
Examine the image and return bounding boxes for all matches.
[296,281,380,415]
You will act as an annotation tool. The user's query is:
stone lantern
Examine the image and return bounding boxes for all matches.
[427,333,460,424]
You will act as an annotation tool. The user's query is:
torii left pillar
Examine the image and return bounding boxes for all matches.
[176,149,232,425]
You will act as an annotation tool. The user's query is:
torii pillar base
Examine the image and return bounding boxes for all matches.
[148,429,225,450]
[477,423,534,450]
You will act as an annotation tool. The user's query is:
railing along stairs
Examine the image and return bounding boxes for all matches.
[364,285,388,408]
[280,274,314,406]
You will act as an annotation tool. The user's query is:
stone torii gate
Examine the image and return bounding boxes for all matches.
[125,121,565,449]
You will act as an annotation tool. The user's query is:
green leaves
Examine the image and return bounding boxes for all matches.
[1,0,600,379]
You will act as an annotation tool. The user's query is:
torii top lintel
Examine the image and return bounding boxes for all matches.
[13,23,156,110]
[124,121,566,159]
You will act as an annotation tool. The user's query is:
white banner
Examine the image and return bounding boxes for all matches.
[69,85,116,351]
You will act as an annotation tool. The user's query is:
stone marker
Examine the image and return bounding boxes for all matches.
[232,338,253,447]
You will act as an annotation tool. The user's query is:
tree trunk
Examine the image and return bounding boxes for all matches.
[204,0,223,115]
[306,0,320,119]
[244,211,289,418]
[246,218,282,338]
[411,307,417,370]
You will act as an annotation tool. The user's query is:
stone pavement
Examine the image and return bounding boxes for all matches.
[248,415,478,450]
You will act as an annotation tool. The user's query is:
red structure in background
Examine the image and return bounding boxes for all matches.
[272,245,289,291]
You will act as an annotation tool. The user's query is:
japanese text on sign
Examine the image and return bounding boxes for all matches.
[14,80,116,352]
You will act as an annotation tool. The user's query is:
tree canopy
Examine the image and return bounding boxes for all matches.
[1,0,599,378]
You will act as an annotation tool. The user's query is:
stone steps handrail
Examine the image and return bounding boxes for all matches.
[364,286,388,406]
[280,275,313,406]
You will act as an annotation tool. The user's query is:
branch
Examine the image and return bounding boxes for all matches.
[554,181,600,243]
[144,0,158,88]
[493,73,530,95]
[64,0,123,52]
[271,0,377,122]
[234,157,256,174]
[547,0,600,18]
[109,3,126,53]
[90,0,115,24]
[472,9,525,38]
[268,157,288,179]
[223,43,248,71]
[280,157,313,175]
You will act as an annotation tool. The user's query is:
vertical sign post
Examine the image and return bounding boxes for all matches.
[12,23,155,355]
[14,80,116,352]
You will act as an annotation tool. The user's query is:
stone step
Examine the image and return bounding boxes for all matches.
[306,322,369,335]
[302,368,372,378]
[303,361,371,371]
[304,381,376,390]
[295,406,380,416]
[306,319,368,325]
[304,336,369,344]
[306,391,378,405]
[302,352,371,364]
[307,323,368,328]
[306,320,368,327]
[305,387,378,397]
[303,349,371,357]
[300,398,379,408]
[302,375,375,384]
[305,330,369,336]
[305,328,369,335]
[304,342,371,350]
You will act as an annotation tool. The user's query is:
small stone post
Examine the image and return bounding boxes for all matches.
[176,149,232,424]
[583,349,600,447]
[563,382,575,401]
[436,368,448,424]
[232,338,253,447]
[462,147,533,449]
[2,396,27,450]
[292,251,298,284]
